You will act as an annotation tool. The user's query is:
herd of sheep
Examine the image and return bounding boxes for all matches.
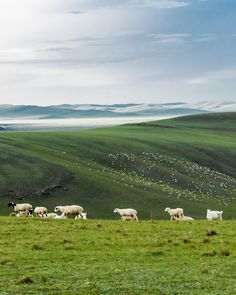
[8,202,87,219]
[7,202,223,221]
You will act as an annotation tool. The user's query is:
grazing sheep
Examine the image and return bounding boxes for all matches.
[44,213,58,219]
[207,209,223,221]
[8,202,33,213]
[76,212,87,220]
[179,215,194,221]
[114,208,138,221]
[165,207,184,220]
[34,207,48,217]
[54,205,84,219]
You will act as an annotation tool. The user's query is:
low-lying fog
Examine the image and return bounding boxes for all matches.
[0,116,172,131]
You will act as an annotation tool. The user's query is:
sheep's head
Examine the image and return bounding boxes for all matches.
[114,208,119,213]
[82,213,87,219]
[8,202,16,208]
[164,207,170,212]
[28,209,34,216]
[54,206,60,212]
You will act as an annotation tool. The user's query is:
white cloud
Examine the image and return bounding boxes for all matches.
[187,69,236,85]
[149,33,190,45]
[130,0,190,8]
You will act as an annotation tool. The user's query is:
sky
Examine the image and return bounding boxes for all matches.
[0,0,236,105]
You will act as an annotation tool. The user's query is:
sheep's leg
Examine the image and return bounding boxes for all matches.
[133,214,138,221]
[174,214,179,220]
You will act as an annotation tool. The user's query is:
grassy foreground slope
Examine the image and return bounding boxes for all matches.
[0,218,235,295]
[0,112,236,218]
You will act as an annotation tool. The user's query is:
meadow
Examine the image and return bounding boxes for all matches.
[0,112,236,219]
[0,218,235,294]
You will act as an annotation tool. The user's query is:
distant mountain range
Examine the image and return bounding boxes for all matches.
[0,101,236,120]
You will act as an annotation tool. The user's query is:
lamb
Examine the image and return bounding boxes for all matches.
[8,202,33,213]
[34,207,48,217]
[114,208,138,221]
[16,209,33,217]
[178,215,194,221]
[165,207,184,220]
[76,212,87,220]
[44,213,58,219]
[54,205,84,219]
[54,214,67,219]
[207,209,223,221]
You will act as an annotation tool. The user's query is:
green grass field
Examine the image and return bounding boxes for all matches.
[0,218,235,294]
[0,112,236,219]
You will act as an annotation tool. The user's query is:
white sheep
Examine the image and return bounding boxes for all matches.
[8,202,33,213]
[54,214,67,219]
[44,213,58,219]
[207,209,223,221]
[34,207,48,217]
[114,208,138,221]
[76,212,87,220]
[178,215,194,221]
[165,207,184,220]
[54,205,84,219]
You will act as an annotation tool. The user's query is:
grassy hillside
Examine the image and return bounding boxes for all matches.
[0,112,236,219]
[0,218,235,294]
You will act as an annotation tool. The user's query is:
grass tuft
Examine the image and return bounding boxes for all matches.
[0,257,11,265]
[220,249,230,256]
[32,244,43,250]
[203,238,210,243]
[19,276,34,284]
[183,239,190,243]
[206,229,217,236]
[202,250,217,257]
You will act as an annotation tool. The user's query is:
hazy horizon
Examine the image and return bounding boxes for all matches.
[0,100,236,108]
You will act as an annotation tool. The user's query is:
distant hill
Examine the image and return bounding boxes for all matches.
[1,101,235,119]
[0,112,235,219]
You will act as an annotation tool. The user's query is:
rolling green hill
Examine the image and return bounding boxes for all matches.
[0,112,236,219]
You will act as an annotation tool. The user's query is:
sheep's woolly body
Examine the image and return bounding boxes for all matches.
[54,215,66,219]
[165,207,184,220]
[34,207,48,217]
[44,213,58,219]
[114,208,138,221]
[54,205,84,218]
[179,216,194,221]
[207,209,223,220]
[8,202,33,212]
